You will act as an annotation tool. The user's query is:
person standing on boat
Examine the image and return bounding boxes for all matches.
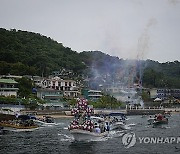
[95,126,101,133]
[156,114,163,121]
[99,122,104,133]
[104,122,110,131]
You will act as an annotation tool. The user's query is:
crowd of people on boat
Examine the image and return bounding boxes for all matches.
[36,116,55,123]
[0,119,36,127]
[147,113,169,126]
[154,113,168,122]
[69,98,112,133]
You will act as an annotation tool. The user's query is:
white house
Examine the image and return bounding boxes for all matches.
[35,76,80,98]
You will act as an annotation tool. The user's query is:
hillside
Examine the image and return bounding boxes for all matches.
[79,51,180,88]
[0,28,86,76]
[0,28,179,88]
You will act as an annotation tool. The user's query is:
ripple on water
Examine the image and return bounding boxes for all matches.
[0,114,180,154]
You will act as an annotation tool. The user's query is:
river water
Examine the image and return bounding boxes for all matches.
[0,114,180,154]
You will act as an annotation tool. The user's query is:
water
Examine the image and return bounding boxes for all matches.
[0,114,180,154]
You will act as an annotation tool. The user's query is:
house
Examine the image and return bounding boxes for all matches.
[149,88,180,100]
[0,79,19,97]
[87,90,103,101]
[37,88,65,109]
[157,89,180,100]
[39,76,80,98]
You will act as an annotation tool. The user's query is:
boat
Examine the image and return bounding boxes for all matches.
[69,98,109,141]
[108,112,128,130]
[0,114,38,130]
[109,121,127,130]
[153,118,168,126]
[33,116,55,126]
[151,114,168,126]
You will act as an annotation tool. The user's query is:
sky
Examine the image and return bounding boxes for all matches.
[0,0,180,62]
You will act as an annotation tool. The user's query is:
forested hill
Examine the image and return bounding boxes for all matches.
[0,28,179,88]
[0,28,86,76]
[79,51,180,88]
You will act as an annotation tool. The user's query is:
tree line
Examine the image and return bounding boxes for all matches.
[0,28,179,88]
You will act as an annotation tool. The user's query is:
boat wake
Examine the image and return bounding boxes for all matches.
[58,129,128,143]
[127,123,136,127]
[117,123,135,130]
[55,122,65,126]
[9,127,39,132]
[58,133,74,142]
[107,130,124,139]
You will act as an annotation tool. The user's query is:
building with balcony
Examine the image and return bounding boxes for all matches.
[86,90,103,101]
[38,76,80,98]
[0,79,19,97]
[157,89,180,100]
[37,88,65,108]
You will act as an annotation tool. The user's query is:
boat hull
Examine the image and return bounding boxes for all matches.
[70,129,108,141]
[33,120,55,126]
[153,120,168,126]
[0,123,38,129]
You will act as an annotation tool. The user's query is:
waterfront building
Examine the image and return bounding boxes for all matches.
[0,74,22,80]
[37,88,65,109]
[157,89,180,100]
[83,89,102,101]
[39,76,80,98]
[0,79,19,97]
[149,88,180,100]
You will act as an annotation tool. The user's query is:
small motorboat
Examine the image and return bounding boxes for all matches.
[153,118,168,126]
[110,121,127,130]
[108,113,128,130]
[152,114,168,126]
[33,116,55,126]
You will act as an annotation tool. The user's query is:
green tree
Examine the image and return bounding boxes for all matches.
[16,77,33,98]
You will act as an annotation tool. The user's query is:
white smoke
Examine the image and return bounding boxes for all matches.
[168,0,180,5]
[137,18,157,60]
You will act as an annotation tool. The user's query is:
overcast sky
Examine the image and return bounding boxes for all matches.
[0,0,180,62]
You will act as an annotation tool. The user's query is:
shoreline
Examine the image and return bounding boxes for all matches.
[19,107,180,118]
[35,111,180,119]
[36,115,73,119]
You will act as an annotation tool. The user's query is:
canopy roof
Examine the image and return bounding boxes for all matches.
[154,98,162,102]
[0,79,18,84]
